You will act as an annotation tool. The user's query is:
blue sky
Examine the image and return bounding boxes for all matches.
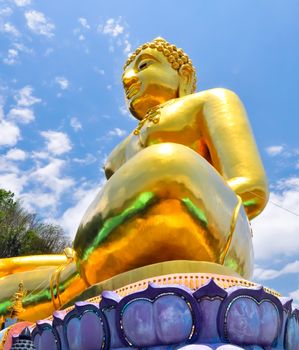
[0,0,299,301]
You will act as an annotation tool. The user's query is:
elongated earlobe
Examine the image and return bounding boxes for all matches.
[178,64,195,96]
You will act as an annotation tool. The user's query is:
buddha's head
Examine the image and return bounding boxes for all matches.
[122,37,197,120]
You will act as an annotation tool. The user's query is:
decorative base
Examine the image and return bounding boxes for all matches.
[10,273,298,350]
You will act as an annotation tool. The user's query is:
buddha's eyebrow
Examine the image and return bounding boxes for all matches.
[135,53,160,66]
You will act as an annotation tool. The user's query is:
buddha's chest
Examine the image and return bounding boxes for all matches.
[105,98,210,175]
[128,105,208,158]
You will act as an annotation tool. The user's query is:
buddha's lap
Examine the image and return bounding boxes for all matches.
[74,143,253,282]
[105,142,237,205]
[77,142,245,254]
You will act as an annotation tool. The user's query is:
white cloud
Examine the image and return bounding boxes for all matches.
[0,7,13,16]
[30,158,74,193]
[15,158,76,215]
[107,127,126,137]
[21,191,57,210]
[252,177,299,261]
[290,288,299,305]
[119,105,129,116]
[44,48,54,56]
[3,48,18,65]
[55,76,69,90]
[0,119,20,146]
[31,150,49,159]
[123,39,131,54]
[1,22,20,36]
[13,42,32,54]
[94,67,105,75]
[70,117,82,132]
[14,0,31,6]
[14,86,41,107]
[0,173,26,196]
[25,10,55,38]
[73,153,96,165]
[98,18,124,37]
[0,157,19,173]
[98,18,131,56]
[41,130,72,155]
[59,183,102,238]
[265,145,284,156]
[8,107,34,124]
[78,34,85,41]
[5,148,27,161]
[0,172,26,196]
[254,260,299,281]
[78,17,90,30]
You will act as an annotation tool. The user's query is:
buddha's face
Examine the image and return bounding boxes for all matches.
[122,48,181,120]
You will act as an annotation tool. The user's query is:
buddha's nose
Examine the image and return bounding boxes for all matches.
[122,69,138,90]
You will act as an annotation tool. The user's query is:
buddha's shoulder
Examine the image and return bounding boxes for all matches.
[191,88,242,102]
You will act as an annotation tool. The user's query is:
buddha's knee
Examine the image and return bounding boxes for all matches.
[112,143,235,203]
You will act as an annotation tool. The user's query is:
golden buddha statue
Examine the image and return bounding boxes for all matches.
[74,37,268,284]
[0,37,268,323]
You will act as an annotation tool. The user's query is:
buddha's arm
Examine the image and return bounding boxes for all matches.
[200,88,269,219]
[104,134,138,179]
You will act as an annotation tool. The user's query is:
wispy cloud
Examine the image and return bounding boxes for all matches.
[0,7,13,17]
[58,182,103,238]
[8,107,34,124]
[99,18,124,37]
[3,48,18,65]
[119,105,129,116]
[70,117,82,132]
[107,127,126,137]
[25,10,55,38]
[73,17,90,42]
[40,130,72,155]
[13,42,33,54]
[1,150,75,216]
[252,176,299,261]
[14,86,41,107]
[0,119,20,147]
[265,145,284,156]
[78,17,90,30]
[123,38,131,54]
[290,288,299,305]
[0,172,26,195]
[14,0,31,6]
[55,76,69,90]
[5,148,27,161]
[94,67,105,75]
[119,104,135,120]
[254,260,299,280]
[97,17,132,55]
[21,191,57,210]
[1,22,20,37]
[18,157,75,215]
[30,158,74,193]
[73,153,96,165]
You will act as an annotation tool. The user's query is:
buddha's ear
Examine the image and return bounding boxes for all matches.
[178,64,194,96]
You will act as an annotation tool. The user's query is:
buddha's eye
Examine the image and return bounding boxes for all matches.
[138,60,152,71]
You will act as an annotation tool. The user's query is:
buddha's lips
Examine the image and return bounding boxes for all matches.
[125,83,141,99]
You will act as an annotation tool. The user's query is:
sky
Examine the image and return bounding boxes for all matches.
[0,0,299,302]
